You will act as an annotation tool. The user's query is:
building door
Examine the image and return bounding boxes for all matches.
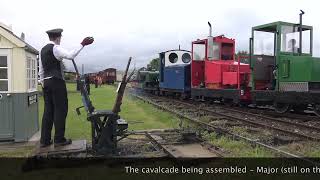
[0,49,13,140]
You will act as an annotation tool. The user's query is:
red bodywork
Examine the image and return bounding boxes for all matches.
[191,35,251,101]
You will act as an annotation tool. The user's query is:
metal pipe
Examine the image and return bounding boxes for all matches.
[208,21,212,37]
[237,56,240,90]
[249,38,253,68]
[299,10,305,55]
[82,64,84,75]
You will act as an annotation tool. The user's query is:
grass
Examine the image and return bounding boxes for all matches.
[202,131,275,157]
[0,83,179,157]
[38,83,180,140]
[278,141,320,157]
[4,83,318,158]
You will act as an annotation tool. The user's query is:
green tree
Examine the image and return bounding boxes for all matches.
[235,51,249,64]
[147,58,160,71]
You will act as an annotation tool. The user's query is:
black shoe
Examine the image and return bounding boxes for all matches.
[54,139,72,147]
[40,140,53,148]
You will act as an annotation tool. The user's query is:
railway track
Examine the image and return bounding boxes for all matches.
[222,106,320,130]
[34,129,222,158]
[132,89,320,142]
[171,99,320,141]
[145,131,223,158]
[129,92,303,158]
[225,104,320,122]
[128,91,320,163]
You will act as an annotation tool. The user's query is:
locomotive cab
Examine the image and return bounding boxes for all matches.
[159,49,191,98]
[191,28,251,103]
[192,36,239,89]
[250,15,320,115]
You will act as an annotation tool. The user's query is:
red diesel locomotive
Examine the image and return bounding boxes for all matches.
[191,22,251,104]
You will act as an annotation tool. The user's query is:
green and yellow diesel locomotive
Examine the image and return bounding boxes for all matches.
[250,11,320,115]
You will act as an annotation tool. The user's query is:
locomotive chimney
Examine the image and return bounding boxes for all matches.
[208,21,212,37]
[299,10,304,55]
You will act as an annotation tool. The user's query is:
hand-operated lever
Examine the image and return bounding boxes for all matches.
[71,56,134,155]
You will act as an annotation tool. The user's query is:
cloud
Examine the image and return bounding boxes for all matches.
[1,0,319,72]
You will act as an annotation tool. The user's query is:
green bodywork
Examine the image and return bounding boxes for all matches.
[278,55,320,82]
[137,71,159,89]
[250,21,320,90]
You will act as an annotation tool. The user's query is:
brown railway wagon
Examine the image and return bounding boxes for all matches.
[87,73,98,84]
[86,68,117,84]
[100,68,117,84]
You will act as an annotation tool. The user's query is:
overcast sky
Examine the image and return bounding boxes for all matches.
[0,0,319,72]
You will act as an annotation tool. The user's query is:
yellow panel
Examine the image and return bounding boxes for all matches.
[206,83,221,89]
[11,48,26,92]
[0,27,25,47]
[0,34,15,48]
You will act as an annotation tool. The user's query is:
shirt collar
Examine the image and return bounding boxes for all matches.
[48,41,58,45]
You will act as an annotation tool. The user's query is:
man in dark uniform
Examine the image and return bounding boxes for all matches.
[39,28,94,147]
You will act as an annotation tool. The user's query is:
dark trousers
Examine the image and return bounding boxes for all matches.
[86,84,90,95]
[40,78,68,144]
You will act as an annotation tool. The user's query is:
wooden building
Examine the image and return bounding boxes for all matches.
[0,22,39,142]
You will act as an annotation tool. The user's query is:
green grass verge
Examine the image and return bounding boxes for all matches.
[0,83,179,157]
[202,132,275,157]
[38,83,179,141]
[4,83,314,158]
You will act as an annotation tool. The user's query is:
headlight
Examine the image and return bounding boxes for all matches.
[240,89,244,96]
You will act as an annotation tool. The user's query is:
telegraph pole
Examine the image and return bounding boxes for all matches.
[82,64,84,75]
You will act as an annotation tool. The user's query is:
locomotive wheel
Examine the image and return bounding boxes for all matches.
[159,91,164,96]
[314,104,320,117]
[180,93,186,100]
[274,102,291,114]
[154,91,159,96]
[222,98,234,107]
[239,102,250,107]
[292,105,306,114]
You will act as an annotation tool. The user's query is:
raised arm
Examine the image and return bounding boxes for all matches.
[53,44,83,60]
[53,37,94,60]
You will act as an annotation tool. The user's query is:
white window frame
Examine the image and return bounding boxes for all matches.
[192,44,206,61]
[208,42,221,61]
[0,49,11,93]
[26,55,37,92]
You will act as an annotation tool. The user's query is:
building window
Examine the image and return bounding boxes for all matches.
[0,56,8,91]
[26,56,37,91]
[109,71,115,76]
